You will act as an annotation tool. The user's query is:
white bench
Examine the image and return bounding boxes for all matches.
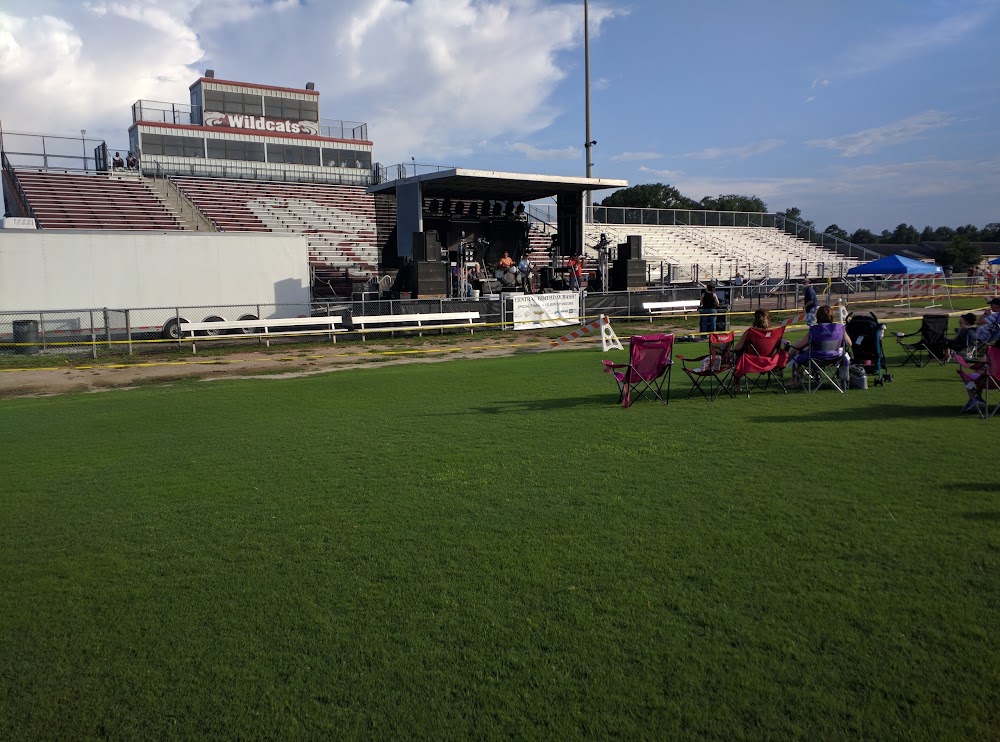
[349,311,482,340]
[642,300,701,316]
[179,316,343,353]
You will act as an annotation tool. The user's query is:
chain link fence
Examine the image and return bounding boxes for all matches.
[2,276,995,358]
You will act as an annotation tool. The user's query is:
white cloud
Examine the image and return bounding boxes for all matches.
[0,1,621,165]
[836,9,991,78]
[638,166,685,179]
[509,142,578,161]
[804,96,816,103]
[807,110,954,157]
[611,151,663,162]
[680,139,784,161]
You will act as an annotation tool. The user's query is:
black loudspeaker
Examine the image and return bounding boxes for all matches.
[618,235,642,261]
[413,261,448,297]
[612,259,646,290]
[412,231,442,262]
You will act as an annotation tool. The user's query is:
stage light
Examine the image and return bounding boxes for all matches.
[505,200,514,216]
[491,202,503,217]
[428,198,440,214]
[515,203,525,216]
[443,198,452,214]
[454,201,465,216]
[467,202,479,218]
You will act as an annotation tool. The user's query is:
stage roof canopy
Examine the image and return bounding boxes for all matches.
[367,168,628,202]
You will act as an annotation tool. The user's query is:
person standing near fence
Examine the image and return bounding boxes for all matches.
[699,283,720,333]
[803,278,818,326]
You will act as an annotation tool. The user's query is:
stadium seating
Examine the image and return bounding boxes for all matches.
[172,176,379,275]
[12,170,183,230]
[584,223,860,281]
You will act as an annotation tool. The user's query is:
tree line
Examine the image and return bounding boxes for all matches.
[599,183,999,269]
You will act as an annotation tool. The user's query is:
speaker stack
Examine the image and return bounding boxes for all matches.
[612,235,646,290]
[412,230,443,262]
[411,230,447,297]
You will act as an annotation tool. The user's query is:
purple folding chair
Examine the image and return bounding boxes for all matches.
[602,333,674,407]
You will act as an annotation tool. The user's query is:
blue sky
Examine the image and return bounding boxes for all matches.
[1,0,998,233]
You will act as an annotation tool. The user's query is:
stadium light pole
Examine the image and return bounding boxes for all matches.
[81,130,87,172]
[583,0,594,211]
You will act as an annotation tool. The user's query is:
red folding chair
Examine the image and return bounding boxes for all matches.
[602,333,674,408]
[731,326,789,396]
[678,332,735,400]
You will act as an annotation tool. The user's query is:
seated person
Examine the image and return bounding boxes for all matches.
[734,309,772,353]
[975,297,1000,345]
[126,152,138,169]
[947,313,979,356]
[497,251,514,270]
[112,152,125,170]
[787,305,852,386]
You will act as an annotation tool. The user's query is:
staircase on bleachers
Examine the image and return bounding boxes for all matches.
[12,170,184,230]
[171,176,379,281]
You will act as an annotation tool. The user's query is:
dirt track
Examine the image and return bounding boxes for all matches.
[0,334,571,399]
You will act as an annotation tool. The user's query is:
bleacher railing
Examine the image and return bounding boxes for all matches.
[373,161,459,184]
[773,214,880,262]
[0,131,128,174]
[146,158,373,187]
[1,151,38,225]
[132,100,368,141]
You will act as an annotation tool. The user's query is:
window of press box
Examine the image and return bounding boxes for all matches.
[204,90,263,115]
[264,96,319,121]
[206,139,265,162]
[322,149,372,168]
[268,144,320,165]
[142,134,204,158]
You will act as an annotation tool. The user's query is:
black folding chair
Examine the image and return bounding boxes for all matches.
[895,315,949,367]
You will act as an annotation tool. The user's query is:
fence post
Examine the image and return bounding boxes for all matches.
[89,309,97,359]
[126,309,133,356]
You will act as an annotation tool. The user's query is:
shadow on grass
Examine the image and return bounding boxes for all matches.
[473,394,612,414]
[962,512,1000,521]
[750,403,959,424]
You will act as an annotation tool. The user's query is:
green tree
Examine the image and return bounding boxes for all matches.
[850,228,878,244]
[824,224,849,239]
[932,226,955,241]
[981,223,1000,241]
[598,183,699,209]
[935,234,981,270]
[779,207,814,229]
[956,224,981,240]
[700,194,767,212]
[890,223,920,244]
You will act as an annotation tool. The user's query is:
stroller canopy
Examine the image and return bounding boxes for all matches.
[846,255,943,275]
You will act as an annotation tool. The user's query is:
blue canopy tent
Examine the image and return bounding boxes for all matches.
[989,256,1000,265]
[846,254,947,309]
[846,255,943,276]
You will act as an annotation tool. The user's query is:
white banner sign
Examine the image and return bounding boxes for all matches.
[510,292,580,330]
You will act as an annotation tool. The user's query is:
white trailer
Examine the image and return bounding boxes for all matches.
[0,230,311,340]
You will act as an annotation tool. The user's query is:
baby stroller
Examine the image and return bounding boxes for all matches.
[846,312,893,386]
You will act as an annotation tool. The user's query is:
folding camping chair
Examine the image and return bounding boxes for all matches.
[678,332,735,400]
[895,315,949,367]
[602,333,674,408]
[730,326,788,396]
[955,345,1000,419]
[796,323,850,394]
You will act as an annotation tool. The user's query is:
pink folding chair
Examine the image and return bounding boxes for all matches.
[956,344,1000,418]
[602,333,674,408]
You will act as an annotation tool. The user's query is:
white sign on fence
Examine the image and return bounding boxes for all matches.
[510,292,580,330]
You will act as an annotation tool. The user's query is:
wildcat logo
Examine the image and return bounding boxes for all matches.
[203,112,319,136]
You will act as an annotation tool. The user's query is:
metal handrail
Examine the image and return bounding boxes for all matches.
[1,151,38,224]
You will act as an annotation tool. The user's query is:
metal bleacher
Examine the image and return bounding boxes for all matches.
[12,170,183,231]
[171,176,379,276]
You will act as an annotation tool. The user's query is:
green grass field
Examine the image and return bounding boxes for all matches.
[1,333,998,739]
